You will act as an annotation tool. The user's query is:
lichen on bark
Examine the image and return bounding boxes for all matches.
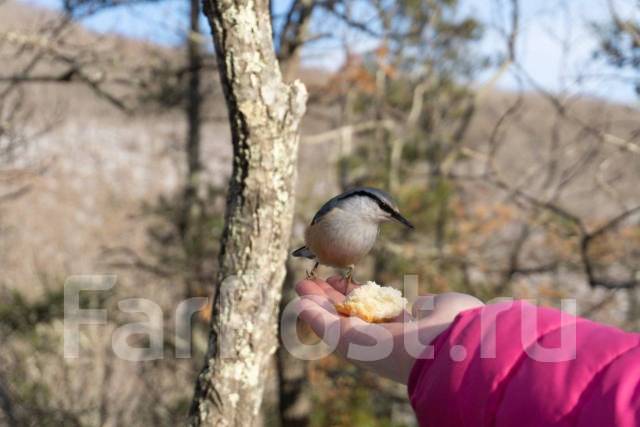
[188,0,307,426]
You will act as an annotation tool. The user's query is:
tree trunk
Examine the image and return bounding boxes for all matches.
[189,0,307,425]
[277,0,315,81]
[180,0,204,298]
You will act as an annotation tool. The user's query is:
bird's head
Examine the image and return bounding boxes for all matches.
[337,187,414,228]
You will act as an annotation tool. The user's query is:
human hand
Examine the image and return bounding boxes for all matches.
[295,276,484,384]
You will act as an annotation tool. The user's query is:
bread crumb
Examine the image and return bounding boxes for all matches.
[335,281,407,323]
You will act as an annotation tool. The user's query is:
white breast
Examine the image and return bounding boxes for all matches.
[305,208,379,268]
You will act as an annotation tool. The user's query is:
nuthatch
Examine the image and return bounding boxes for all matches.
[292,187,414,282]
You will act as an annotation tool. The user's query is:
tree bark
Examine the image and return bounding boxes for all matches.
[189,0,307,425]
[180,0,204,298]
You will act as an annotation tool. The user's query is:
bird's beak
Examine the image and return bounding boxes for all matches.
[390,211,414,229]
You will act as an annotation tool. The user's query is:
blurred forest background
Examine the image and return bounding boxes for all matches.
[1,0,639,425]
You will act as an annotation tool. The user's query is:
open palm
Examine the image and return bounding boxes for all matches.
[295,276,484,384]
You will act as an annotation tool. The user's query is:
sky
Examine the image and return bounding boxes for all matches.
[22,0,640,105]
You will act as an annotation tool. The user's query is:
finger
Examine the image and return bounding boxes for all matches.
[296,277,346,304]
[297,298,389,360]
[296,295,341,341]
[295,279,329,298]
[315,280,347,304]
[326,275,361,295]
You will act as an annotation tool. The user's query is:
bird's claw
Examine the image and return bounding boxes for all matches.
[306,262,319,279]
[343,266,354,287]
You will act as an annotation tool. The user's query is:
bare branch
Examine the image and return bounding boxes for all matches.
[302,119,396,145]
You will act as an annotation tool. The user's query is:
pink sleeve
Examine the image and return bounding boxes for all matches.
[408,301,640,427]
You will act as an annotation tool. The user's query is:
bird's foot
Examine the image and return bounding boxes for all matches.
[306,262,319,279]
[343,266,354,287]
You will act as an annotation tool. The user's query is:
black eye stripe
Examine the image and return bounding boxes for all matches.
[376,200,395,214]
[340,191,397,214]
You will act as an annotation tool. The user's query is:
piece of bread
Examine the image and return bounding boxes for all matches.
[335,281,407,323]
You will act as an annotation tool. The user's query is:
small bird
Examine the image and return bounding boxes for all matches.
[292,187,414,282]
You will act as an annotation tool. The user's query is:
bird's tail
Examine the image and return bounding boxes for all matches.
[291,246,315,259]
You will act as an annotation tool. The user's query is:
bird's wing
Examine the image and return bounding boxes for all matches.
[311,195,341,225]
[291,245,316,259]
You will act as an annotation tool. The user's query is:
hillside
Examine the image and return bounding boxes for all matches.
[1,0,639,291]
[2,2,640,425]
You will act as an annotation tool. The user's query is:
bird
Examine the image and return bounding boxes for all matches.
[292,187,414,283]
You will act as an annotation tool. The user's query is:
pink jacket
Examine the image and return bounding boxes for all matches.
[408,301,640,427]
